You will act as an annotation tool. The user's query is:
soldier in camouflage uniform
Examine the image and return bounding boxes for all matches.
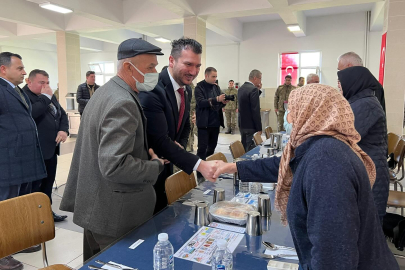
[186,82,196,152]
[274,75,296,131]
[223,80,238,134]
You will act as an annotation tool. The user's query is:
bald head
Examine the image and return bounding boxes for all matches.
[337,52,363,71]
[307,73,319,84]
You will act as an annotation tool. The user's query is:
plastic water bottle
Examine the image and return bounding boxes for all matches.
[153,233,174,270]
[249,182,262,194]
[211,239,233,270]
[239,180,250,194]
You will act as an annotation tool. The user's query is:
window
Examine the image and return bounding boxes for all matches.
[88,62,115,85]
[279,52,321,86]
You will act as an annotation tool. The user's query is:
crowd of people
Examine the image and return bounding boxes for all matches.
[0,36,399,270]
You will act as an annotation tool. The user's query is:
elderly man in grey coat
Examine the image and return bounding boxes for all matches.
[60,39,165,261]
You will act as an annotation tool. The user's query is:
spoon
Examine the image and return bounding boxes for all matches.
[262,241,295,251]
[261,254,298,259]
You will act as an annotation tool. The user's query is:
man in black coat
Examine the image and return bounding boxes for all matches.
[76,71,100,116]
[139,38,218,213]
[195,67,227,160]
[238,69,263,151]
[22,69,69,222]
[0,52,47,270]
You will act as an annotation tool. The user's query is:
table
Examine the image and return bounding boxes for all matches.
[79,157,294,270]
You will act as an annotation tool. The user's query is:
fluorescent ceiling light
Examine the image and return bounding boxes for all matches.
[39,2,73,14]
[155,37,171,43]
[287,25,301,32]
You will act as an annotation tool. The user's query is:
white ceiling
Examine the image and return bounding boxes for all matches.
[0,0,384,52]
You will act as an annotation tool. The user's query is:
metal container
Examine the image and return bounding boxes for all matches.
[246,211,262,236]
[213,188,225,204]
[261,216,271,232]
[273,133,282,150]
[258,194,271,217]
[194,202,209,226]
[268,134,275,148]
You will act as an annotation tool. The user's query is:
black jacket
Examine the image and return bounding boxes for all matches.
[22,85,69,160]
[138,69,199,175]
[338,66,390,221]
[0,78,46,186]
[238,82,262,131]
[195,80,225,129]
[76,82,100,113]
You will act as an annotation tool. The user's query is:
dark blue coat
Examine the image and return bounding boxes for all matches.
[237,136,398,270]
[0,78,47,186]
[338,66,389,222]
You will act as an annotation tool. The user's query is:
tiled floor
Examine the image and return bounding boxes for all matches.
[12,130,405,269]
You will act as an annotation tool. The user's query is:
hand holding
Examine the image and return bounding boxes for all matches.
[197,160,220,182]
[213,162,237,179]
[217,94,226,103]
[41,84,53,96]
[149,149,164,165]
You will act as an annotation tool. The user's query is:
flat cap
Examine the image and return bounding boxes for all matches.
[117,38,164,60]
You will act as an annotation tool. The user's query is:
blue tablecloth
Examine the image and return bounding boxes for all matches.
[80,173,294,270]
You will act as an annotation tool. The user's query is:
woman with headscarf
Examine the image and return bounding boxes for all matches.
[337,66,389,224]
[213,84,398,270]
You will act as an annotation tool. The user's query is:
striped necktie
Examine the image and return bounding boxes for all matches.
[14,86,29,109]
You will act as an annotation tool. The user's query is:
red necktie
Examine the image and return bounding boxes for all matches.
[177,87,185,132]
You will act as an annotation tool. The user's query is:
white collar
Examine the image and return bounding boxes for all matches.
[167,68,183,91]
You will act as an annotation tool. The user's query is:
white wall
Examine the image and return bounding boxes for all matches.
[206,44,239,89]
[0,46,59,89]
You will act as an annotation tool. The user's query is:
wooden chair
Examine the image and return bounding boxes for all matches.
[165,170,197,204]
[0,193,72,270]
[387,190,405,216]
[206,152,227,163]
[388,132,401,156]
[229,141,245,159]
[390,139,405,189]
[253,132,263,146]
[264,126,273,140]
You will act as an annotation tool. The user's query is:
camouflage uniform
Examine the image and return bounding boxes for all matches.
[274,84,296,131]
[224,87,238,133]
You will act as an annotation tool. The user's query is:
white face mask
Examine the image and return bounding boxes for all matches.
[127,62,158,92]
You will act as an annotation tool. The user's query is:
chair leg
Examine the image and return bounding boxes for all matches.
[41,242,49,267]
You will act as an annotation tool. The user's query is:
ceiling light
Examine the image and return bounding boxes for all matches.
[155,37,171,43]
[287,25,301,32]
[39,2,73,14]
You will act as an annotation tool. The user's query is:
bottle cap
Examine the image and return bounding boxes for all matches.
[158,233,168,241]
[217,239,227,249]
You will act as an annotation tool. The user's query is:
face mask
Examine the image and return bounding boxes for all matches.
[283,110,293,135]
[127,62,158,92]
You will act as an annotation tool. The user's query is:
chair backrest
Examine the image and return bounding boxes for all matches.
[206,152,228,163]
[165,171,197,205]
[0,193,55,258]
[394,139,405,164]
[264,126,273,139]
[229,141,246,159]
[253,132,263,146]
[388,133,401,156]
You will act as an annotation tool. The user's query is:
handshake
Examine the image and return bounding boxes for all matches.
[197,160,238,182]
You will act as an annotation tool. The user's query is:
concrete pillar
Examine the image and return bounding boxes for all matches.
[56,31,82,110]
[383,0,405,134]
[184,17,206,83]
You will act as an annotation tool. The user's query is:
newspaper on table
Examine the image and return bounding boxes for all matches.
[174,226,244,266]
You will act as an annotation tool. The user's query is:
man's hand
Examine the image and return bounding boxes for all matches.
[41,84,53,96]
[236,109,238,113]
[217,94,226,103]
[192,112,196,124]
[149,149,164,165]
[197,160,220,182]
[174,141,184,149]
[55,131,68,144]
[222,100,229,105]
[213,162,237,179]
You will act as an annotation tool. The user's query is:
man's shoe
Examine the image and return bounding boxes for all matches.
[53,212,67,222]
[16,245,41,254]
[0,256,23,270]
[225,128,231,134]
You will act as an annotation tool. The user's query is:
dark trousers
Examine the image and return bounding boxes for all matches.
[0,182,33,201]
[83,229,117,262]
[197,127,220,160]
[33,154,57,204]
[240,129,256,152]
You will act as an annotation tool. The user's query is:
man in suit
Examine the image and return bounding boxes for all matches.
[0,52,47,270]
[195,67,227,161]
[22,69,69,222]
[139,38,219,213]
[60,39,164,261]
[76,71,100,116]
[238,69,263,152]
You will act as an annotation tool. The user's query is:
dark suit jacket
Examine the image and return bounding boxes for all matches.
[0,78,46,186]
[195,80,225,128]
[238,82,262,131]
[22,85,69,160]
[139,69,199,175]
[76,82,100,114]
